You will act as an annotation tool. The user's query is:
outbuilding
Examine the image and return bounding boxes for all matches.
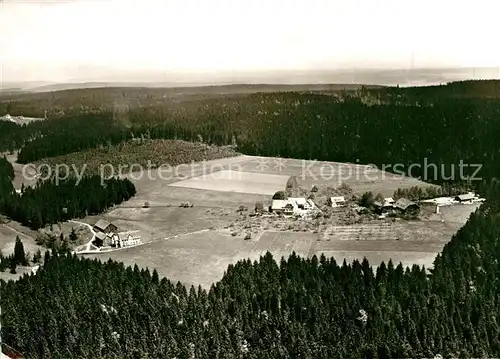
[328,196,346,207]
[93,219,118,234]
[394,198,420,215]
[455,192,476,204]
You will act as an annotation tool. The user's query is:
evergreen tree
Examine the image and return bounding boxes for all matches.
[13,236,28,266]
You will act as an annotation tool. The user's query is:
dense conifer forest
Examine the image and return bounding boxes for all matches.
[2,82,500,183]
[1,81,500,358]
[1,179,499,358]
[0,156,136,229]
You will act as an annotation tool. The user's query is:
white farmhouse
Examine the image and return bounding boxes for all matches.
[455,192,476,204]
[328,196,346,207]
[383,197,395,206]
[271,200,288,214]
[272,198,314,216]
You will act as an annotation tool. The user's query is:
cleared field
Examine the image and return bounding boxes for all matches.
[82,222,449,288]
[247,231,314,261]
[128,155,432,200]
[84,230,316,288]
[68,155,476,287]
[0,222,41,257]
[237,157,431,196]
[84,231,255,288]
[4,153,39,190]
[322,221,458,242]
[440,203,480,224]
[88,205,238,242]
[168,170,289,195]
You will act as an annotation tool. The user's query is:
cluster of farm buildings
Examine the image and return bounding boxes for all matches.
[91,219,141,250]
[268,191,484,219]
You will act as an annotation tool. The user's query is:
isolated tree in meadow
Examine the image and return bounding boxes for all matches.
[374,193,385,203]
[272,191,286,200]
[69,228,78,242]
[14,236,28,266]
[393,188,405,200]
[60,233,70,252]
[359,191,375,209]
[286,176,299,189]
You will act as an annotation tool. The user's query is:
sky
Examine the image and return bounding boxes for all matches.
[1,0,500,83]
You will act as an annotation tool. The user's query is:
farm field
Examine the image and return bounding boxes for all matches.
[83,230,257,288]
[84,230,316,289]
[321,221,459,242]
[237,157,432,196]
[439,203,480,224]
[0,221,40,257]
[85,217,459,288]
[4,153,474,287]
[168,170,290,195]
[318,251,438,269]
[81,155,437,245]
[0,220,44,282]
[4,153,39,190]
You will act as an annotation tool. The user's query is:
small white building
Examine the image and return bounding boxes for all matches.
[120,234,141,247]
[271,200,288,214]
[383,197,395,206]
[328,196,346,207]
[288,197,307,208]
[272,198,313,216]
[455,192,476,204]
[420,196,456,206]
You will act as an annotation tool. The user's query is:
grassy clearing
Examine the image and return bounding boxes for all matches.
[168,170,290,195]
[83,230,256,288]
[38,155,474,287]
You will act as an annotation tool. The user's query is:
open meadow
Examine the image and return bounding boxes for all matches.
[77,155,479,288]
[1,151,480,286]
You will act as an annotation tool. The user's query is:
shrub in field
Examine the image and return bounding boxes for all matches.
[254,201,264,213]
[272,191,286,200]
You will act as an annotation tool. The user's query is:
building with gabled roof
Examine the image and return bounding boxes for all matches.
[374,197,396,213]
[92,231,108,247]
[288,197,307,208]
[394,198,420,214]
[328,196,346,207]
[283,202,294,215]
[93,219,118,234]
[384,197,395,205]
[455,192,476,203]
[271,200,288,213]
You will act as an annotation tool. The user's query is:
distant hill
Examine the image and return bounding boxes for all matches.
[24,82,384,94]
[3,67,498,94]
